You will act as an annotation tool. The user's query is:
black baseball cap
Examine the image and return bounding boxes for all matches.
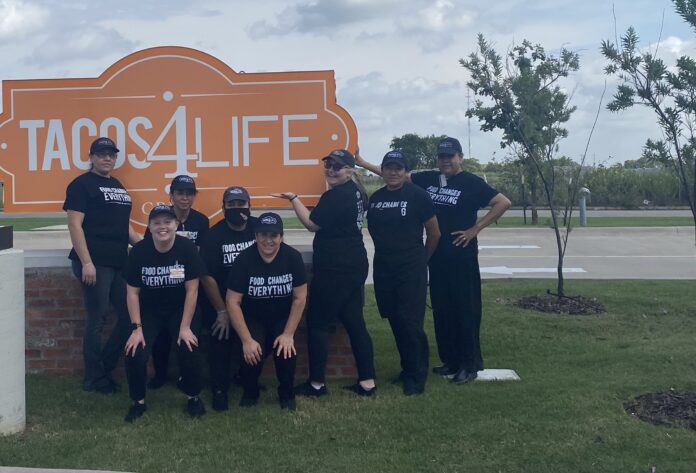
[381,150,408,170]
[437,137,463,157]
[322,149,356,168]
[90,137,119,155]
[170,175,197,192]
[256,212,283,234]
[223,186,250,204]
[148,204,177,221]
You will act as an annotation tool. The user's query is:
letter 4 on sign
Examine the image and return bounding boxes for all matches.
[0,46,358,229]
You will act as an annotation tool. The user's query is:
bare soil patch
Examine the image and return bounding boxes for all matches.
[624,390,696,431]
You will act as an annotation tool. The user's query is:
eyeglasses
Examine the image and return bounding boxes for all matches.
[323,161,348,172]
[93,151,117,160]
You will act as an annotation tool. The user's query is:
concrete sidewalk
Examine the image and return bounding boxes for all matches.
[0,469,132,473]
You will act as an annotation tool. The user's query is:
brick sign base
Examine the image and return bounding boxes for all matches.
[25,267,357,380]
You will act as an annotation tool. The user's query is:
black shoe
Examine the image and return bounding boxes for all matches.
[294,380,327,397]
[432,364,457,377]
[147,376,167,390]
[403,379,425,396]
[451,369,478,385]
[212,391,229,412]
[186,396,206,418]
[239,397,258,407]
[279,398,297,411]
[125,403,147,422]
[343,383,377,397]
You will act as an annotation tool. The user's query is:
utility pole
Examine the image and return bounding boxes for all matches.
[466,87,472,159]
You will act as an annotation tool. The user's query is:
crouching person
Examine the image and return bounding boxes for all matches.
[226,213,307,411]
[123,205,206,422]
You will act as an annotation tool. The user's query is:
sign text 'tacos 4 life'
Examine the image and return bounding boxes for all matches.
[0,46,357,228]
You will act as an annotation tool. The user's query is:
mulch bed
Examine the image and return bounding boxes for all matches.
[624,390,696,431]
[515,294,606,315]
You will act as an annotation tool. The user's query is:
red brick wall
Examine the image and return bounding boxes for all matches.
[24,267,357,379]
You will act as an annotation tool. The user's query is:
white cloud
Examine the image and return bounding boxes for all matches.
[27,28,136,66]
[0,0,48,40]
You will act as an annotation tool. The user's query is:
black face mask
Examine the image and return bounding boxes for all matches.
[224,207,250,226]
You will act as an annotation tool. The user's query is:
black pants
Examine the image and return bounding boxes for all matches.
[428,248,483,373]
[307,268,376,383]
[71,260,130,391]
[239,314,295,402]
[207,308,242,393]
[150,330,172,380]
[125,311,203,402]
[151,306,204,381]
[373,254,429,386]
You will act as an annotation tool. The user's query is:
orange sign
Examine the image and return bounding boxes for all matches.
[0,46,357,228]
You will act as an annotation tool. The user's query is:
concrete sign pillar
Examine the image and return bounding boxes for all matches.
[0,248,25,435]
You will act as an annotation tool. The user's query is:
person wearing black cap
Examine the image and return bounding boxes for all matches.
[122,205,206,422]
[145,175,209,389]
[274,149,377,397]
[225,213,307,410]
[366,150,440,395]
[63,137,142,394]
[356,137,511,385]
[199,186,258,411]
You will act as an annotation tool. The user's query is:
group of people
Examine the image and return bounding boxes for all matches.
[63,136,511,422]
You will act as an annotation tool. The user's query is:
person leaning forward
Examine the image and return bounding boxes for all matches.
[122,205,206,422]
[356,137,511,385]
[225,213,307,411]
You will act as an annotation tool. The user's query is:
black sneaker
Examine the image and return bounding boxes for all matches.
[451,369,478,385]
[239,397,258,407]
[432,364,457,377]
[294,380,327,397]
[125,403,147,422]
[212,391,229,412]
[403,379,425,396]
[186,397,206,418]
[147,376,167,389]
[343,383,377,397]
[279,398,297,411]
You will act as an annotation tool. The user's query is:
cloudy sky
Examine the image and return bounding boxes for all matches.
[0,0,693,166]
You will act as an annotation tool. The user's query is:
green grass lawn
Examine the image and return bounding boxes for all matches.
[1,280,694,472]
[0,215,694,231]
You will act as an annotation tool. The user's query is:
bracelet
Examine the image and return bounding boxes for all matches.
[216,309,227,315]
[131,323,142,331]
[289,194,298,201]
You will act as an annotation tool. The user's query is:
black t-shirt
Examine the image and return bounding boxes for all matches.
[144,208,209,247]
[411,170,498,253]
[226,243,307,320]
[124,236,203,317]
[63,172,132,268]
[367,183,435,258]
[200,217,257,298]
[309,179,367,273]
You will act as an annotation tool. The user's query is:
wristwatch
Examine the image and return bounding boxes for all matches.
[131,323,143,331]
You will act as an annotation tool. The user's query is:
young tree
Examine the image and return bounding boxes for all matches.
[601,1,696,243]
[461,34,601,297]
